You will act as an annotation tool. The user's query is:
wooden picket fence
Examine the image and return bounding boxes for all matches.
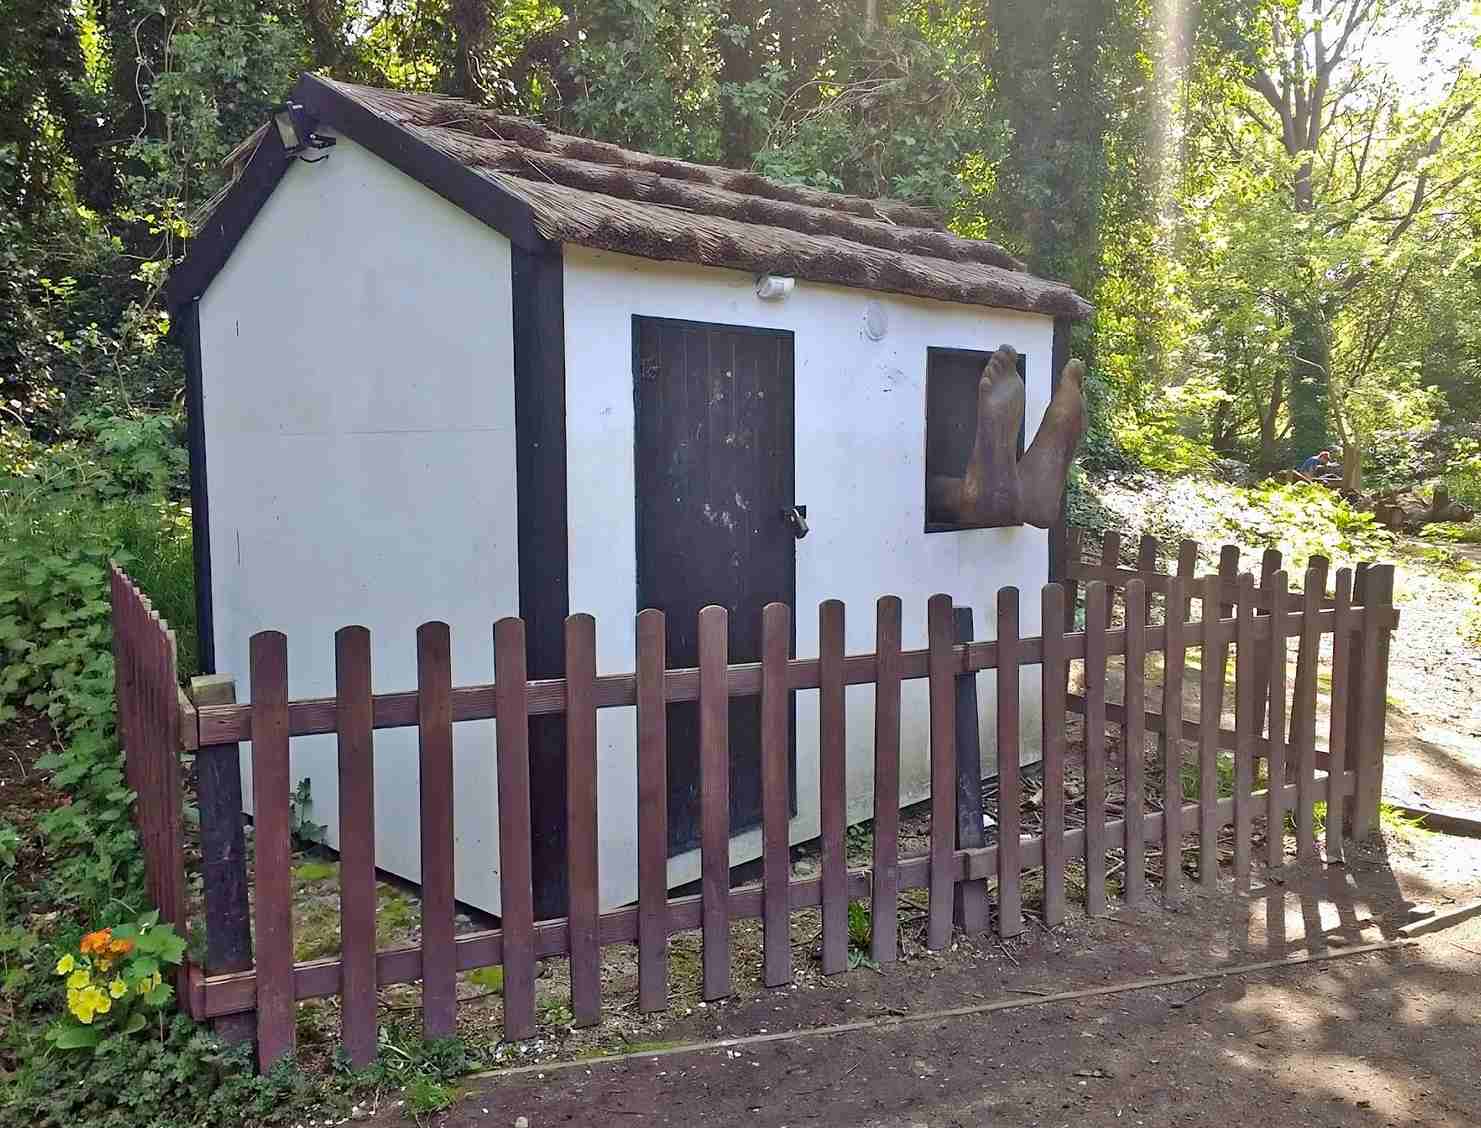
[111,531,1398,1073]
[111,565,188,942]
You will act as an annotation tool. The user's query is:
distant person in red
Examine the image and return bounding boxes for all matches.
[1297,450,1334,480]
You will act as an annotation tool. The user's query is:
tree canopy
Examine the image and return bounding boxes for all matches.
[2,0,1478,485]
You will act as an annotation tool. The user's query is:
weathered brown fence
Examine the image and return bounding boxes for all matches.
[111,531,1398,1073]
[110,565,189,942]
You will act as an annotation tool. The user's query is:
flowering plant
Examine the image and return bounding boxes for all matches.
[46,911,186,1050]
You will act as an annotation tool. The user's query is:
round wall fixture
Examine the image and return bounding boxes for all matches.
[755,274,795,300]
[863,301,889,340]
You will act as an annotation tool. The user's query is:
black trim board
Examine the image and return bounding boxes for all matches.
[165,72,549,319]
[293,74,547,256]
[182,300,217,674]
[1048,315,1073,582]
[164,129,292,318]
[511,245,571,917]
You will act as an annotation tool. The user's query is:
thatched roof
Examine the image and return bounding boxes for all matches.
[173,76,1090,321]
[315,78,1091,320]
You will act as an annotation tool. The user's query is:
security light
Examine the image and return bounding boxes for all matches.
[273,105,302,152]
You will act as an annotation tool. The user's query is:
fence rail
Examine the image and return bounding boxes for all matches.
[111,529,1398,1073]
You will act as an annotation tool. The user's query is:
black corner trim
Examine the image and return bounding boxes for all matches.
[510,244,570,916]
[510,245,570,675]
[1048,314,1073,582]
[293,73,548,254]
[182,299,217,673]
[164,130,293,318]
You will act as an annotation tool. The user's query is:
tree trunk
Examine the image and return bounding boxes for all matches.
[1288,304,1330,459]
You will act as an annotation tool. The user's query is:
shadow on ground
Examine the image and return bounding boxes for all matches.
[371,825,1481,1128]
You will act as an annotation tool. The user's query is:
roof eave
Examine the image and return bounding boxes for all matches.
[163,72,557,321]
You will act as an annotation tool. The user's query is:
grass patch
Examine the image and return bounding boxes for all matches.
[294,860,338,882]
[404,1075,458,1116]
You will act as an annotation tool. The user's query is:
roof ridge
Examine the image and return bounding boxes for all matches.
[315,76,950,232]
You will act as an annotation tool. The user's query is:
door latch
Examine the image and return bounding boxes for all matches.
[782,505,809,539]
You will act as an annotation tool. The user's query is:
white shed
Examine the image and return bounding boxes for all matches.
[165,74,1092,916]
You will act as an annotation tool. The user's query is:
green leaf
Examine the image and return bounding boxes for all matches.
[47,1023,104,1049]
[122,1011,147,1035]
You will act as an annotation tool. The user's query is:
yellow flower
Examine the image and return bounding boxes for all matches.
[54,954,76,976]
[93,991,112,1016]
[68,989,97,1024]
[66,969,91,991]
[109,978,128,999]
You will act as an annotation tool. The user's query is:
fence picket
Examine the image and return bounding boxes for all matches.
[927,594,956,950]
[1084,581,1108,914]
[1063,528,1083,635]
[494,617,536,1040]
[1040,585,1068,926]
[1233,574,1256,892]
[416,622,457,1038]
[698,605,732,1000]
[1137,535,1158,576]
[1101,533,1122,628]
[1122,579,1147,905]
[761,603,793,986]
[1265,572,1289,869]
[1326,570,1353,862]
[1293,564,1326,859]
[564,614,601,1026]
[248,631,294,1069]
[1197,575,1223,889]
[1253,549,1282,736]
[1162,578,1186,899]
[997,587,1023,935]
[1353,565,1394,839]
[952,607,988,935]
[635,610,669,1011]
[818,600,848,974]
[334,626,377,1066]
[871,596,903,964]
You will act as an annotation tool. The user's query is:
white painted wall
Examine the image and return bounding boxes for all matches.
[562,247,1054,908]
[198,133,519,912]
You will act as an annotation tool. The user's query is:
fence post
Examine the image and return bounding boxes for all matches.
[189,674,255,1046]
[952,607,989,934]
[1350,564,1395,840]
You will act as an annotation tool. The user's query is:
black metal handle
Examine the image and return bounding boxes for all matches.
[782,505,809,539]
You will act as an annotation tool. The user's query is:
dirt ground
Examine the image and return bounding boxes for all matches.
[371,819,1481,1128]
[1382,542,1481,821]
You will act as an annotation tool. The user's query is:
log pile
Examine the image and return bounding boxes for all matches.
[1371,484,1475,532]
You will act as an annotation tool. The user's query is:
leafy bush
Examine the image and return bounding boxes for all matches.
[4,1014,317,1128]
[1,414,196,920]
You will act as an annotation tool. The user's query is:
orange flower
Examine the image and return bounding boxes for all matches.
[108,936,134,957]
[80,929,112,955]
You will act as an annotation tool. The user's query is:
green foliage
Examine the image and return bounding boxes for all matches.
[467,965,505,993]
[1425,521,1481,546]
[403,1074,459,1115]
[290,778,328,849]
[1216,482,1392,566]
[3,1014,323,1128]
[0,415,195,918]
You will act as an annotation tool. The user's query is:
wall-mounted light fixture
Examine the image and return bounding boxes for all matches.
[755,274,795,301]
[272,102,337,162]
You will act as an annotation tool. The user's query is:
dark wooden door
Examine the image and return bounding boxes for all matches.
[634,316,796,855]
